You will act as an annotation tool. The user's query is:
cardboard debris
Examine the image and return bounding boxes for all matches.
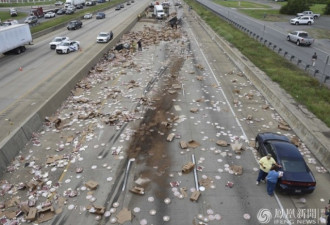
[262,104,269,110]
[233,89,240,94]
[172,84,181,89]
[246,115,253,120]
[278,124,291,131]
[66,135,74,143]
[230,165,243,175]
[196,76,203,81]
[291,136,300,146]
[180,187,188,198]
[233,99,239,104]
[195,98,204,103]
[190,108,199,113]
[167,133,175,142]
[199,177,213,188]
[182,162,195,174]
[130,186,145,195]
[0,211,16,219]
[134,177,150,186]
[26,207,37,221]
[187,140,200,148]
[85,180,98,190]
[116,208,132,224]
[179,141,188,149]
[38,206,55,223]
[195,64,204,70]
[190,191,200,201]
[46,155,64,164]
[216,140,229,147]
[87,205,105,215]
[168,89,177,94]
[246,92,254,99]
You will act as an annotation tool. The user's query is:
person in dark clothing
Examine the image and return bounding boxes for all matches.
[312,52,317,67]
[325,203,330,225]
[137,39,142,51]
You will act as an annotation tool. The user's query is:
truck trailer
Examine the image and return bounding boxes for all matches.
[153,4,165,19]
[65,0,86,7]
[0,24,32,55]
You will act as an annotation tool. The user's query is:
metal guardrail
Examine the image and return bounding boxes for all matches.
[202,4,330,85]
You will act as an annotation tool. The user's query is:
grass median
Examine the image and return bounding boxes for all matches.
[185,0,330,127]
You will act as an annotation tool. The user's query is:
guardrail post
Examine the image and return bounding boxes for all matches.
[273,45,276,50]
[284,51,287,57]
[268,42,272,47]
[305,65,310,70]
[290,55,294,61]
[297,59,302,65]
[264,40,267,45]
[324,75,330,83]
[314,69,319,77]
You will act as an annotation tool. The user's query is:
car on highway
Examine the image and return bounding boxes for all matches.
[67,5,76,11]
[97,31,113,43]
[65,9,74,15]
[49,36,70,49]
[2,19,18,26]
[96,12,105,19]
[45,12,56,18]
[56,40,80,54]
[56,8,66,15]
[255,133,316,194]
[10,8,18,17]
[120,4,124,8]
[76,4,84,9]
[67,20,82,30]
[24,16,38,25]
[84,13,93,19]
[85,0,96,6]
[55,1,64,6]
[287,31,314,46]
[290,16,314,25]
[127,1,131,5]
[115,5,121,10]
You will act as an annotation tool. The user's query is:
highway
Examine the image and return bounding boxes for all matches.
[197,0,330,84]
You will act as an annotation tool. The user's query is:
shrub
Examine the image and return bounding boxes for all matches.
[280,0,310,15]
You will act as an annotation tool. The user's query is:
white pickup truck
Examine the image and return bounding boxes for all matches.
[297,11,320,19]
[287,31,314,46]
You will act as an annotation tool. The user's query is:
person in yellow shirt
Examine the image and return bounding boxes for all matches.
[256,153,281,185]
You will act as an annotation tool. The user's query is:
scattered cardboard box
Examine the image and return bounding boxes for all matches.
[167,133,175,142]
[85,180,98,190]
[187,140,200,148]
[130,186,145,195]
[182,162,195,174]
[38,206,55,223]
[230,165,243,175]
[190,191,200,201]
[216,140,229,147]
[190,108,199,113]
[26,207,37,221]
[116,208,132,224]
[291,136,300,146]
[180,187,188,198]
[179,141,188,149]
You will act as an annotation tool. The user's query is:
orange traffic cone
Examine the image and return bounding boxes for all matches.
[19,67,23,71]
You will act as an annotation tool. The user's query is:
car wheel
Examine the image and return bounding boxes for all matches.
[308,21,311,25]
[296,40,300,46]
[21,46,26,52]
[295,22,299,25]
[16,47,21,54]
[286,36,290,41]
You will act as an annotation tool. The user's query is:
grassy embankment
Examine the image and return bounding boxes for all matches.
[186,0,330,127]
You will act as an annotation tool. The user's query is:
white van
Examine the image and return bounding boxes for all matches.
[153,5,165,19]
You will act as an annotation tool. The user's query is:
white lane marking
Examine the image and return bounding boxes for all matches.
[187,11,291,225]
[187,24,248,141]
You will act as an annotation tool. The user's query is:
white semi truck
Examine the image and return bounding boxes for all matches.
[65,0,86,7]
[153,4,165,19]
[0,24,32,55]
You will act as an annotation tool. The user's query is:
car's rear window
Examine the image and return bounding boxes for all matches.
[299,33,308,38]
[282,159,307,172]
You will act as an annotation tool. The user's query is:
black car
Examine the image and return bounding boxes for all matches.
[56,8,66,15]
[67,20,82,30]
[255,133,316,194]
[24,16,38,25]
[96,12,105,19]
[65,9,74,15]
[115,5,121,10]
[126,1,131,5]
